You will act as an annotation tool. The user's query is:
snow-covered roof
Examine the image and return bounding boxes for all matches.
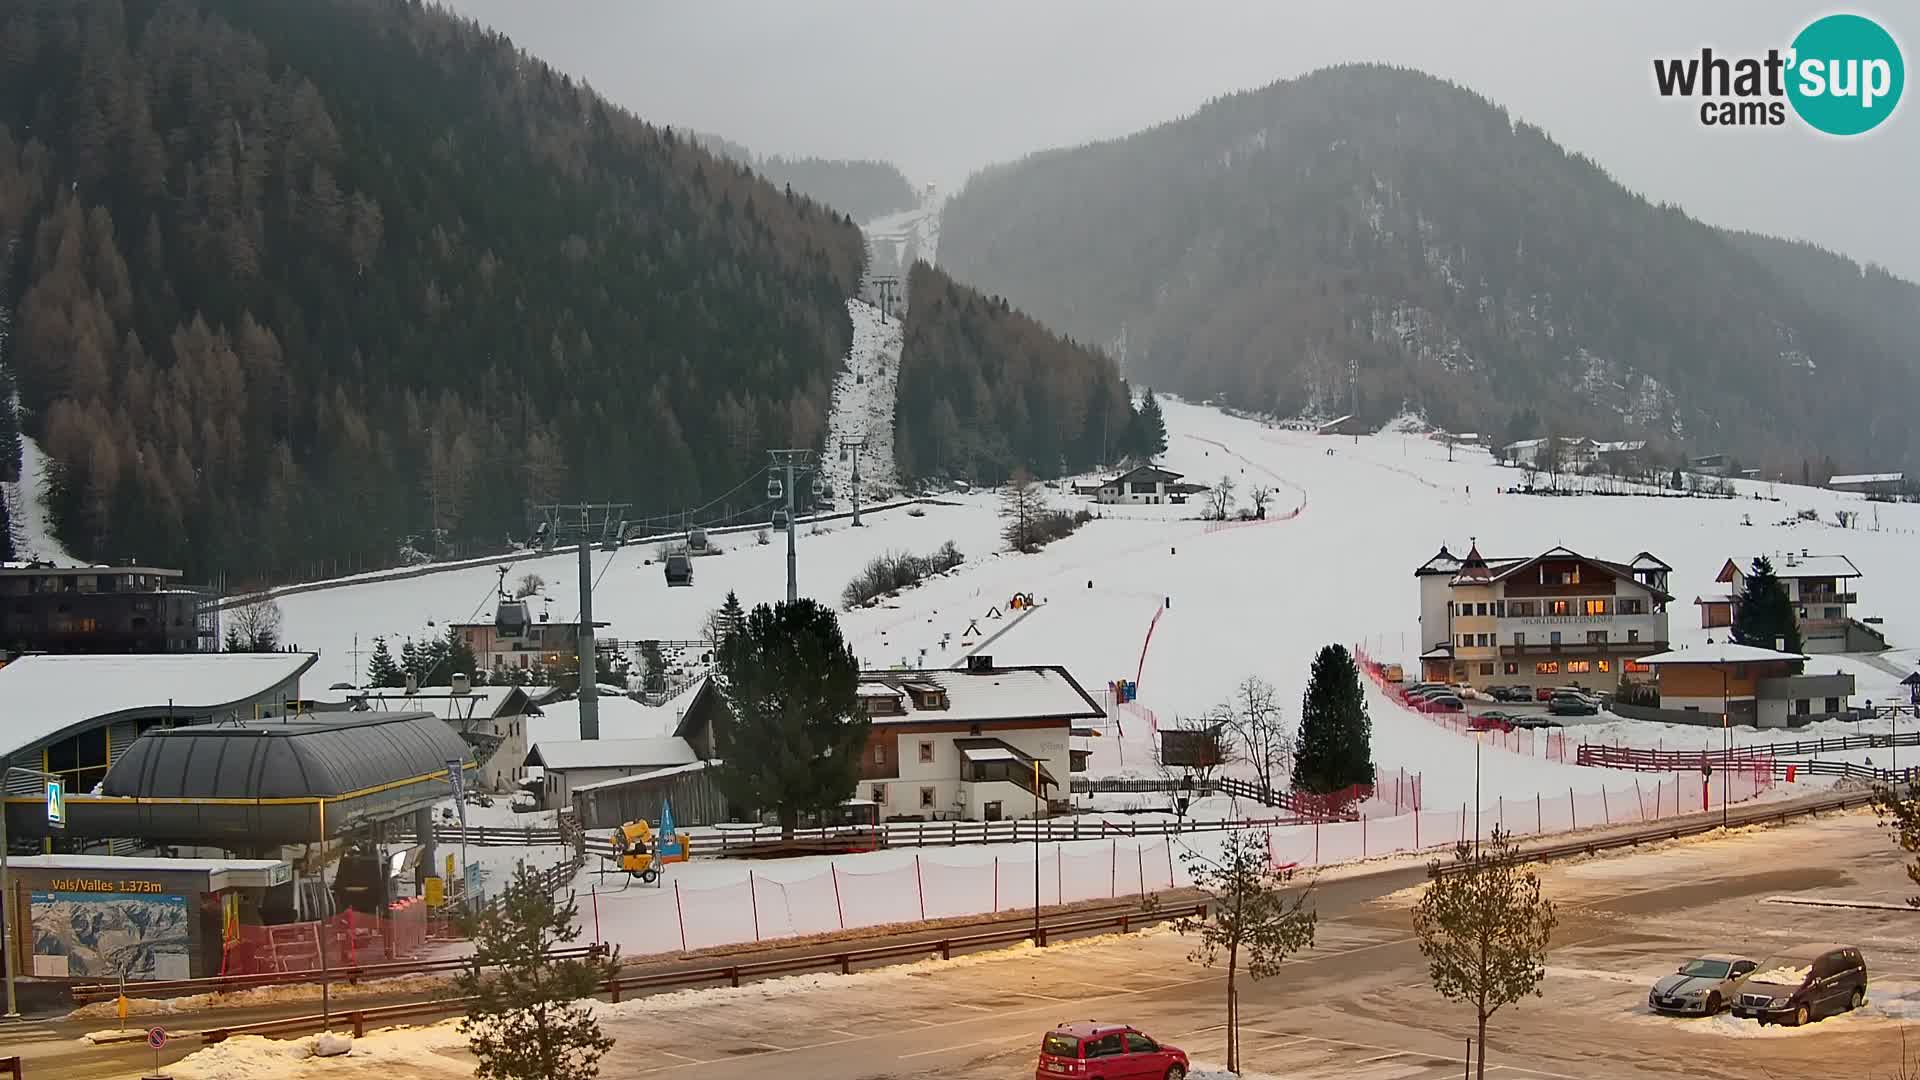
[524,737,698,771]
[1720,554,1861,581]
[1592,440,1648,453]
[571,759,711,794]
[350,686,531,717]
[1634,643,1809,666]
[1630,552,1672,571]
[0,652,318,758]
[864,666,1105,725]
[1828,472,1904,486]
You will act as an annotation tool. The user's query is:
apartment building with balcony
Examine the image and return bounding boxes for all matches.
[1,562,217,657]
[1416,542,1672,692]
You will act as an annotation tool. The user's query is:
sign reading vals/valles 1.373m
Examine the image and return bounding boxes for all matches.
[46,878,168,893]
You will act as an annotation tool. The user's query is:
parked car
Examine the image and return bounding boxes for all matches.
[1732,944,1869,1026]
[1469,714,1514,733]
[1648,954,1758,1015]
[1509,715,1563,730]
[1423,695,1465,713]
[1038,1022,1188,1080]
[1490,685,1535,703]
[1549,692,1600,717]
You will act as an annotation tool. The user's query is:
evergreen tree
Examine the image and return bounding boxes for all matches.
[223,626,245,652]
[639,640,667,693]
[454,863,619,1080]
[0,494,12,561]
[711,598,867,838]
[400,638,424,685]
[366,636,403,688]
[1131,389,1169,461]
[425,625,477,686]
[717,590,745,646]
[1294,644,1374,794]
[1731,556,1804,656]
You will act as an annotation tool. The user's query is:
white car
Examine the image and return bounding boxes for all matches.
[1649,954,1757,1015]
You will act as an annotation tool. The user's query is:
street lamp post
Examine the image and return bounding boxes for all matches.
[1,765,61,1020]
[1473,729,1483,856]
[1728,661,1743,826]
[1033,760,1043,945]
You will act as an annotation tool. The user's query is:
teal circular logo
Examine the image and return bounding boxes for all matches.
[1787,14,1904,135]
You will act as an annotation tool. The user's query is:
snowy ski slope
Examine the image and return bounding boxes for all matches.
[278,396,1920,810]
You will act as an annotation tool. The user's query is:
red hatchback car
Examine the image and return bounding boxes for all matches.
[1037,1022,1188,1080]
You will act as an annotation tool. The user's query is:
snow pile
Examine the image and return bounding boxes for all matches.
[1660,981,1920,1038]
[1190,1062,1289,1080]
[69,974,454,1021]
[170,1027,469,1080]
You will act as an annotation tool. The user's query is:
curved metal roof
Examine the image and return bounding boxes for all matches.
[104,712,471,800]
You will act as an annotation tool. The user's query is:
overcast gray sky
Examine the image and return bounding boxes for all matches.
[443,1,1918,281]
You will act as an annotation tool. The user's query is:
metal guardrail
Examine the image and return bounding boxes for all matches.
[198,902,1207,1044]
[67,946,610,1006]
[1434,791,1871,875]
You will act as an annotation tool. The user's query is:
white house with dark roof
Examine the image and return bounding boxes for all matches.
[1696,552,1884,654]
[673,657,1105,822]
[1094,465,1188,505]
[1415,542,1671,691]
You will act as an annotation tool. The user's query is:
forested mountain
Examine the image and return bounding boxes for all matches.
[939,64,1920,473]
[692,132,917,224]
[0,0,866,582]
[895,262,1133,484]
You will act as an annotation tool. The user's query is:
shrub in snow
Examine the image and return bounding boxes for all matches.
[841,542,964,609]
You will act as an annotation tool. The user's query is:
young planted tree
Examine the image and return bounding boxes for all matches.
[1730,556,1804,656]
[1000,466,1048,553]
[1411,828,1558,1080]
[365,636,403,688]
[1174,829,1317,1073]
[455,863,619,1080]
[1207,475,1237,520]
[1294,644,1374,795]
[1873,779,1920,908]
[711,599,867,838]
[1217,676,1293,801]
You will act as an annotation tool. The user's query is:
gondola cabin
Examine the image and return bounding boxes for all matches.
[664,554,693,587]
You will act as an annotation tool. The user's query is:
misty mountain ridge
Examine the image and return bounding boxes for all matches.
[691,131,918,224]
[939,63,1920,473]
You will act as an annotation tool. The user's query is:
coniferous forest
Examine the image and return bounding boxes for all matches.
[894,261,1134,485]
[0,0,866,581]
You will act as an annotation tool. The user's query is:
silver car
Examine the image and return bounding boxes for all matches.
[1649,954,1758,1015]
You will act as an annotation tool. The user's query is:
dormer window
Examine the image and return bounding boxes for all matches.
[903,682,948,710]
